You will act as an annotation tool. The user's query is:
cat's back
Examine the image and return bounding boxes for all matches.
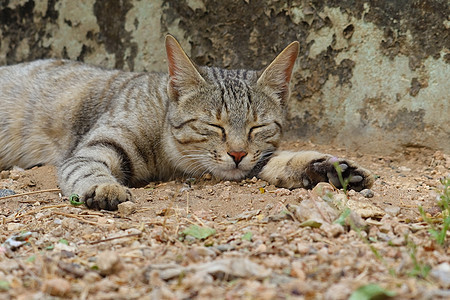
[0,59,167,170]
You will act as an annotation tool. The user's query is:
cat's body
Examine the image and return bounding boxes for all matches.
[0,36,374,210]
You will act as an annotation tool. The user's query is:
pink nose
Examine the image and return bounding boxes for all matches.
[228,151,248,165]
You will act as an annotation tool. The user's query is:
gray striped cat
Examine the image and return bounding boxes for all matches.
[0,35,374,210]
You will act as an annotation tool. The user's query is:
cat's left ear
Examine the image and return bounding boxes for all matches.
[165,34,205,100]
[257,41,299,104]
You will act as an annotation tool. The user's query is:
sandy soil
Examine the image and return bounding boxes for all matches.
[0,141,449,299]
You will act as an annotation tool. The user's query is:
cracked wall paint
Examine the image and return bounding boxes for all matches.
[0,0,448,154]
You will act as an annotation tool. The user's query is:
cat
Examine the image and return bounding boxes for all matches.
[0,35,374,210]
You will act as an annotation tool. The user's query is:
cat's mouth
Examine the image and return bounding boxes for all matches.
[213,167,248,181]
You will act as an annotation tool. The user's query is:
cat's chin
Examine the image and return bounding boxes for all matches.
[213,168,248,181]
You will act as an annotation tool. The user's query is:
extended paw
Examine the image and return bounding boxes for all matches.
[305,156,374,191]
[83,183,133,210]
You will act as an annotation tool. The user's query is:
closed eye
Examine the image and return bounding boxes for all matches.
[208,123,226,141]
[248,124,268,141]
[248,122,281,141]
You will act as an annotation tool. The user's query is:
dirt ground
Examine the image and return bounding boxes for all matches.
[0,141,449,299]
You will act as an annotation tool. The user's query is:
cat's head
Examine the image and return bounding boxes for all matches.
[164,35,298,180]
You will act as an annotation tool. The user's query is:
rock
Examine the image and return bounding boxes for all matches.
[9,172,20,180]
[389,237,406,246]
[384,206,401,216]
[360,189,374,198]
[398,166,411,172]
[0,170,10,179]
[273,188,291,196]
[186,246,216,262]
[230,209,261,221]
[216,244,235,252]
[0,260,20,272]
[393,223,411,236]
[254,243,267,254]
[324,282,352,300]
[379,222,392,233]
[290,261,306,280]
[191,257,271,280]
[7,223,24,231]
[83,271,102,283]
[0,189,15,197]
[42,278,71,297]
[322,223,344,238]
[312,182,335,197]
[96,251,123,276]
[54,241,77,253]
[117,201,137,217]
[430,262,450,288]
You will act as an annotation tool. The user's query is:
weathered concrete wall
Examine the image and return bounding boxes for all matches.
[1,0,449,154]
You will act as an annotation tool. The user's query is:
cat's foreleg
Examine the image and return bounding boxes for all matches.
[258,151,374,191]
[58,141,133,210]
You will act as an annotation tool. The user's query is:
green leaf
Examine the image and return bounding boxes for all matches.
[26,255,36,263]
[334,208,351,226]
[181,225,216,240]
[349,284,396,300]
[242,232,253,241]
[58,239,69,245]
[0,280,10,291]
[299,219,322,228]
[69,194,84,206]
[45,244,55,250]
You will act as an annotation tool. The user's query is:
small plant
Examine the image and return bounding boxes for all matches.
[418,176,450,246]
[333,162,350,193]
[405,235,431,278]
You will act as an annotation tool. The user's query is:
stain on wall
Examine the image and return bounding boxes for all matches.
[0,0,448,153]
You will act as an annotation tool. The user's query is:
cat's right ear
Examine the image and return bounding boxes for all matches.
[257,41,299,104]
[165,34,205,101]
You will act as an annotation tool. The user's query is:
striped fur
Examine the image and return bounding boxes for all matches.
[0,35,373,210]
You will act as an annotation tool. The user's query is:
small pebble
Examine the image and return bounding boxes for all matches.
[290,261,306,280]
[430,262,450,288]
[254,243,267,254]
[359,189,374,198]
[7,223,24,231]
[184,235,197,244]
[42,278,71,297]
[379,222,392,233]
[97,251,123,276]
[0,170,10,179]
[384,205,401,216]
[118,201,137,217]
[9,172,20,180]
[0,189,15,197]
[398,166,411,172]
[389,237,405,246]
[216,244,235,252]
[83,271,102,283]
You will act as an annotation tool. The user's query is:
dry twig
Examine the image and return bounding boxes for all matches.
[0,188,61,200]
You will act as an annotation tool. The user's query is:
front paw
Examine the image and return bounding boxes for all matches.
[306,156,374,191]
[83,183,133,210]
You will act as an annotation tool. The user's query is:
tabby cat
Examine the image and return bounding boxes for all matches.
[0,35,374,210]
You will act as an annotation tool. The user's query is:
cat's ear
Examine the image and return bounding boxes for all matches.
[257,41,299,103]
[165,34,205,100]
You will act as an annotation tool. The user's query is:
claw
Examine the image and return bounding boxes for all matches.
[349,175,363,183]
[327,172,341,187]
[303,178,310,187]
[339,163,348,172]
